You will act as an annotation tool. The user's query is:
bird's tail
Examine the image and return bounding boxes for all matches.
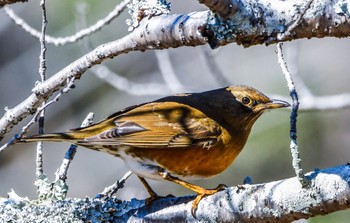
[20,132,80,144]
[18,117,113,144]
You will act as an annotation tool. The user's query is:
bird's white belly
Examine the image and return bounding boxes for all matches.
[118,149,163,180]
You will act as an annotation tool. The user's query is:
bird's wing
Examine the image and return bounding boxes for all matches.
[77,102,224,149]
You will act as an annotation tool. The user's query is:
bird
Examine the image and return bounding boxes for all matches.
[20,85,289,216]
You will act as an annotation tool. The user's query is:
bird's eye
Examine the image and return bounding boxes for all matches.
[242,97,251,105]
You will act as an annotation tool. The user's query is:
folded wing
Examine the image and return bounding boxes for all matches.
[77,102,223,149]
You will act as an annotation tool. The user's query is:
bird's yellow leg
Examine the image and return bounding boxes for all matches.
[138,176,159,204]
[158,170,226,216]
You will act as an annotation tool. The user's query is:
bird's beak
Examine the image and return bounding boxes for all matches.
[265,99,291,109]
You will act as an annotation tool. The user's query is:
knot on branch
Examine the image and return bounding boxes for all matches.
[126,0,171,31]
[32,81,47,96]
[199,12,237,49]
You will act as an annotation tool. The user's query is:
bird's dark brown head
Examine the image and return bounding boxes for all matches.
[214,85,290,132]
[226,85,290,112]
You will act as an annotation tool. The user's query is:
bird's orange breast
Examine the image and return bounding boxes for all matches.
[125,132,247,179]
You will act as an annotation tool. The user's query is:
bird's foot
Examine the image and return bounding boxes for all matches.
[191,184,227,218]
[236,184,247,193]
[145,193,159,205]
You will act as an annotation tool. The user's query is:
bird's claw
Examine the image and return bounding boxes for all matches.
[236,184,246,193]
[191,184,227,218]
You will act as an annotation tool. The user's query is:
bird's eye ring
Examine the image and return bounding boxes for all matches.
[242,97,251,105]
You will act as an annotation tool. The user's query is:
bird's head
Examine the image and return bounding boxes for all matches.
[220,85,290,130]
[227,85,290,113]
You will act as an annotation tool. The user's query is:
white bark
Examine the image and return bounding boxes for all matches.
[1,165,349,222]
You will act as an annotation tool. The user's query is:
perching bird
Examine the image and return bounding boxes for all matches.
[21,85,289,215]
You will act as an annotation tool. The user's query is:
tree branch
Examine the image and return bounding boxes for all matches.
[276,43,308,187]
[4,0,130,46]
[200,0,350,48]
[1,164,349,222]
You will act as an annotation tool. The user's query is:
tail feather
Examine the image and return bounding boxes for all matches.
[20,132,79,143]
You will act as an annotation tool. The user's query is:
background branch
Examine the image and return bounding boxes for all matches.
[155,50,185,93]
[4,0,130,46]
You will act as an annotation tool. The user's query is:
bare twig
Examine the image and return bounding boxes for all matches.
[26,78,76,134]
[285,44,313,98]
[0,78,75,153]
[75,2,90,50]
[56,112,95,181]
[200,47,230,86]
[97,171,133,198]
[276,43,308,187]
[92,65,171,95]
[155,50,185,93]
[3,0,130,46]
[34,112,94,201]
[35,0,48,179]
[34,78,75,201]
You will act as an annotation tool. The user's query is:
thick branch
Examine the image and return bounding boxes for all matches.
[1,164,349,222]
[201,0,350,48]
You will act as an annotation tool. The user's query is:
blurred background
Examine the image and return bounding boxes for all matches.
[0,0,349,222]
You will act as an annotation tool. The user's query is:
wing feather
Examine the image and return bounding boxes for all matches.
[79,102,223,149]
